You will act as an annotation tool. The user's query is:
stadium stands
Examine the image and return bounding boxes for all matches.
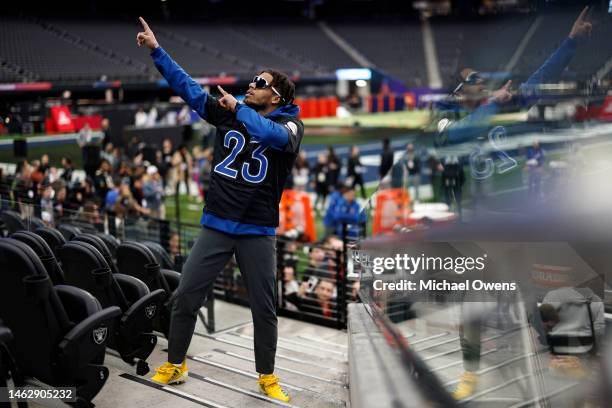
[330,21,427,87]
[431,14,535,86]
[1,11,608,86]
[0,17,146,82]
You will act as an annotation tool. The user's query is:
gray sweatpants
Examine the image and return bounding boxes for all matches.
[167,226,278,374]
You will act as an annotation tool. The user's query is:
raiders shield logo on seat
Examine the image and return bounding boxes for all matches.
[92,326,108,345]
[145,304,157,319]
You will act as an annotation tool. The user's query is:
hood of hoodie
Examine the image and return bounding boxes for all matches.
[265,103,300,119]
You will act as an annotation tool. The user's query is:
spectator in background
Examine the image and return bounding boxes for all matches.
[144,165,165,219]
[379,138,394,181]
[292,151,310,191]
[101,117,111,146]
[173,144,193,197]
[330,185,366,239]
[323,186,344,238]
[312,153,329,212]
[286,278,338,319]
[526,140,545,201]
[404,143,421,203]
[282,265,299,311]
[347,145,366,199]
[130,174,145,207]
[326,146,341,191]
[159,138,174,190]
[93,159,114,206]
[39,154,50,174]
[60,157,74,184]
[441,156,465,218]
[101,142,116,168]
[78,123,100,179]
[114,182,150,218]
[135,107,148,127]
[177,105,192,125]
[40,185,54,223]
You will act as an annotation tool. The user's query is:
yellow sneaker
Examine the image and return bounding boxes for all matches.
[258,374,290,402]
[151,361,188,385]
[452,371,478,400]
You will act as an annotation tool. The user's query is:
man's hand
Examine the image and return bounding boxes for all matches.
[569,6,592,39]
[136,17,160,50]
[217,86,238,112]
[490,80,512,104]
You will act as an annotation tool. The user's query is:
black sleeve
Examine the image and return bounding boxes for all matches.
[275,117,304,154]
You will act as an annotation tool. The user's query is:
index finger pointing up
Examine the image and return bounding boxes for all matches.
[139,17,150,31]
[217,85,228,96]
[576,6,589,22]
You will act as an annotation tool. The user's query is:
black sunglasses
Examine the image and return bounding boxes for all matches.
[452,71,485,95]
[251,75,284,102]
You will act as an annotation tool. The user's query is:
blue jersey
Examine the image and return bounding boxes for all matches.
[151,47,304,235]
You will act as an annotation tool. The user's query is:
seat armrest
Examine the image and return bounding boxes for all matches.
[161,269,181,292]
[115,273,150,303]
[58,306,122,371]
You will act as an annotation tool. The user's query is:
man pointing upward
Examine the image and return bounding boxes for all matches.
[137,17,303,402]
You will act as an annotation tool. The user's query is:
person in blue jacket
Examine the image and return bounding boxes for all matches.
[433,6,593,147]
[137,17,303,402]
[330,186,367,240]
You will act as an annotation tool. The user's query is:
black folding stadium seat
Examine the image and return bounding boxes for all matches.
[0,320,27,408]
[72,234,119,274]
[1,210,27,234]
[94,233,121,259]
[141,240,175,270]
[58,224,82,241]
[116,241,181,336]
[0,238,121,407]
[25,216,45,231]
[34,226,67,258]
[11,231,66,284]
[58,241,165,372]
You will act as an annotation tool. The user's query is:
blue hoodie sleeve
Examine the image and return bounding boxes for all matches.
[446,101,500,144]
[521,37,577,89]
[234,104,289,149]
[151,47,208,119]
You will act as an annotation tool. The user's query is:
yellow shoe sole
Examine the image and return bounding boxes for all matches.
[151,371,188,385]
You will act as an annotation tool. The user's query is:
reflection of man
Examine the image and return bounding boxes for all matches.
[433,7,593,147]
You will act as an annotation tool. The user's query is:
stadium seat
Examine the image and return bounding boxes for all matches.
[58,224,82,241]
[73,233,119,274]
[1,210,27,234]
[0,238,121,406]
[95,232,121,259]
[116,241,181,337]
[57,241,164,370]
[34,226,67,258]
[25,216,45,231]
[141,240,176,270]
[0,320,26,408]
[11,230,66,284]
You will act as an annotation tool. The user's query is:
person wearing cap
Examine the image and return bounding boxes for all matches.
[143,165,164,219]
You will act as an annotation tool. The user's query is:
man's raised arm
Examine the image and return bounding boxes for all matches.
[137,17,209,118]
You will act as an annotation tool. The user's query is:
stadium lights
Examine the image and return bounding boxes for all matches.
[336,68,372,81]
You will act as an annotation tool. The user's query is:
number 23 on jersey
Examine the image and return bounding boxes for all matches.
[213,130,269,184]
